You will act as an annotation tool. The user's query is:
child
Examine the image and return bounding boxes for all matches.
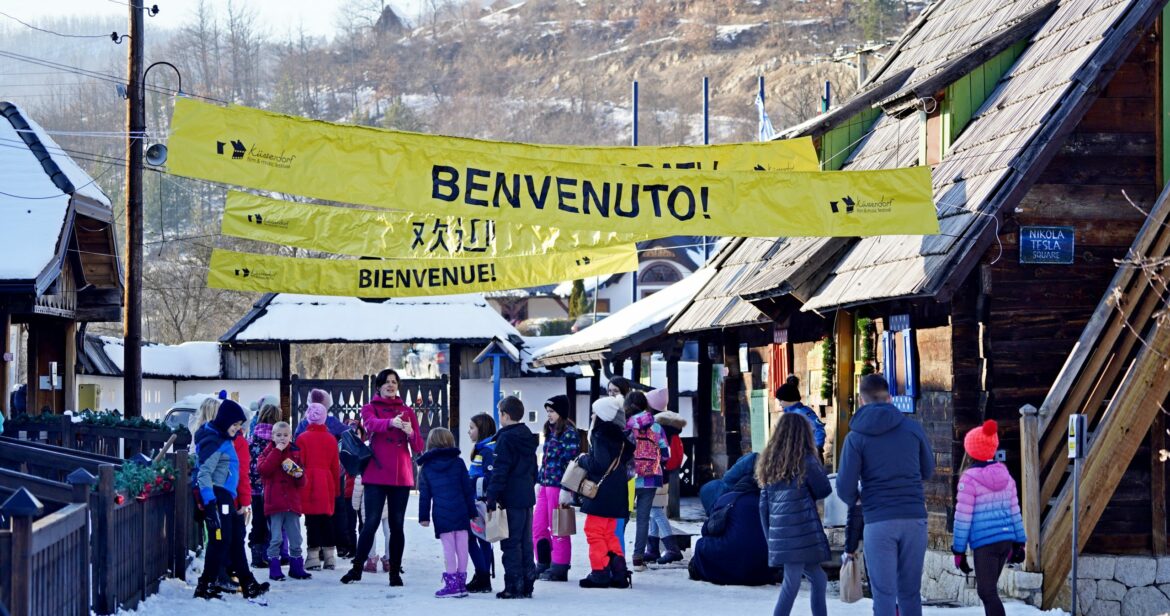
[248,402,281,569]
[193,399,270,600]
[646,388,687,564]
[352,474,392,573]
[952,420,1026,616]
[418,427,479,598]
[575,396,635,589]
[756,412,831,616]
[626,391,669,571]
[533,395,579,582]
[484,396,538,599]
[258,421,312,581]
[466,413,497,593]
[296,403,340,571]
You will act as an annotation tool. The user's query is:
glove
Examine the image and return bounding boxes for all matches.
[1010,543,1026,564]
[954,552,972,574]
[204,506,221,539]
[558,489,574,506]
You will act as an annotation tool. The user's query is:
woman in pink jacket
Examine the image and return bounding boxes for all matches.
[341,368,424,586]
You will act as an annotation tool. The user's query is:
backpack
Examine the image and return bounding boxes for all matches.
[633,426,662,478]
[665,434,684,472]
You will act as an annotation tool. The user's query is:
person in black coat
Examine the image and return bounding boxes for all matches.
[689,456,778,586]
[757,413,832,616]
[484,396,538,599]
[575,396,635,589]
[418,429,479,597]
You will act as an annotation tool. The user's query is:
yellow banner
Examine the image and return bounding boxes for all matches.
[170,98,939,237]
[223,191,648,258]
[207,244,639,298]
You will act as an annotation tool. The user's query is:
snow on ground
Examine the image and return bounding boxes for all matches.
[126,494,1064,616]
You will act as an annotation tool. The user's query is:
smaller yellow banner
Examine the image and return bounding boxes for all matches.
[208,244,638,298]
[222,191,648,258]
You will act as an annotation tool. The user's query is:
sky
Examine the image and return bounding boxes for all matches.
[3,0,428,40]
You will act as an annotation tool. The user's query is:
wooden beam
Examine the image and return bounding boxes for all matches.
[695,337,714,486]
[278,343,291,422]
[64,320,77,413]
[1019,404,1042,571]
[1039,316,1170,608]
[1154,406,1168,555]
[0,309,10,418]
[832,310,856,467]
[449,343,461,446]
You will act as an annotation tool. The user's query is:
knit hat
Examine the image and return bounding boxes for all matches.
[964,420,1000,462]
[210,399,247,434]
[308,388,333,408]
[592,396,624,425]
[776,381,801,403]
[305,402,328,426]
[646,388,669,413]
[544,394,570,417]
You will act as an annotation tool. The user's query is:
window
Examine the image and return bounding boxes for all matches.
[639,262,683,284]
[881,314,919,413]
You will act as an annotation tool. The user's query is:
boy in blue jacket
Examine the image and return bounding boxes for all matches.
[484,396,538,599]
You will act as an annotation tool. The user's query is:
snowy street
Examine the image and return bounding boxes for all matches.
[128,493,1062,616]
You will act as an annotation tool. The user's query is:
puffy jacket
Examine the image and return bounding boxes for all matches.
[418,447,478,538]
[627,411,668,488]
[835,402,934,523]
[360,396,424,487]
[952,462,1026,553]
[295,424,340,515]
[579,421,634,519]
[469,436,497,498]
[759,454,832,566]
[248,423,273,495]
[257,443,304,515]
[538,425,579,487]
[655,411,687,472]
[784,402,826,449]
[692,486,775,586]
[194,423,239,505]
[232,433,252,508]
[485,423,538,509]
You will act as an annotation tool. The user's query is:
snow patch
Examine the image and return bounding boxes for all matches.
[100,337,222,379]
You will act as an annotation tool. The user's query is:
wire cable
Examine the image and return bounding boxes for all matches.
[0,10,114,39]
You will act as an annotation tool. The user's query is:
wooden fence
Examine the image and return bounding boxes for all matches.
[1,498,90,616]
[3,415,189,458]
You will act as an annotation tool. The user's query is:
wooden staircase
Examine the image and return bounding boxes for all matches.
[1021,185,1170,609]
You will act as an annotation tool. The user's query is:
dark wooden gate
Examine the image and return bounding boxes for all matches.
[290,375,449,434]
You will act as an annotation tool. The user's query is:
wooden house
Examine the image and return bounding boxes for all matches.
[0,103,122,417]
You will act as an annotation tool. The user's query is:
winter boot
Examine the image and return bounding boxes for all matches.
[193,579,223,600]
[305,546,322,571]
[381,555,391,573]
[632,554,646,572]
[289,557,312,580]
[523,571,536,598]
[214,570,239,594]
[608,552,632,589]
[539,563,570,582]
[323,547,337,570]
[389,569,404,586]
[340,563,363,584]
[657,534,684,565]
[280,534,290,565]
[364,556,379,572]
[644,536,661,561]
[495,586,525,599]
[435,572,466,598]
[456,572,469,596]
[535,539,552,577]
[577,569,612,588]
[251,544,269,569]
[240,576,270,600]
[466,570,492,593]
[268,559,285,582]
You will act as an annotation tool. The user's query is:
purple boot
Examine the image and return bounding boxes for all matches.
[455,572,469,597]
[289,557,313,580]
[435,573,465,598]
[268,559,285,582]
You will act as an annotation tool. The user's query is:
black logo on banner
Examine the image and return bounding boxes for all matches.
[829,196,855,214]
[234,268,250,277]
[248,214,264,224]
[217,140,247,159]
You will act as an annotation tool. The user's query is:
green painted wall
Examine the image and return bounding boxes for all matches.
[940,39,1029,157]
[818,107,882,170]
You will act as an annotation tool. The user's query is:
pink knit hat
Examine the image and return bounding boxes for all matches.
[305,402,328,426]
[646,388,669,412]
[308,388,333,408]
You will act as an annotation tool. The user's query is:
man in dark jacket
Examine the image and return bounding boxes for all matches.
[836,374,934,616]
[484,395,538,599]
[689,457,777,586]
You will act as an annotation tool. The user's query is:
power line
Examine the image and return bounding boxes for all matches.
[0,49,228,104]
[0,10,114,39]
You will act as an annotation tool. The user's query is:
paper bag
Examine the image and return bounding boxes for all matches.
[485,507,509,543]
[553,506,577,537]
[840,555,863,604]
[653,484,669,508]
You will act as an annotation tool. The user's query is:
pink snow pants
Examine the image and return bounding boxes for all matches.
[532,485,572,565]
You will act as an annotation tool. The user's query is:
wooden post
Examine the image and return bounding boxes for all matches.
[695,337,713,486]
[589,361,601,405]
[279,343,292,421]
[96,463,117,614]
[0,309,10,419]
[631,354,643,387]
[67,468,96,610]
[666,347,680,413]
[449,344,461,446]
[1153,407,1168,555]
[723,336,742,462]
[174,453,189,580]
[1019,404,1042,572]
[3,487,45,616]
[64,321,78,413]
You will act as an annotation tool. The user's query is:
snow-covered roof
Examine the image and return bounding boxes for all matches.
[222,293,522,344]
[84,335,222,379]
[0,102,111,282]
[532,267,716,367]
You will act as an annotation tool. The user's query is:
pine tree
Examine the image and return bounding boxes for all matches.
[569,279,591,318]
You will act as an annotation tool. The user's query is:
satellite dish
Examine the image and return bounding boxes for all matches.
[145,143,168,166]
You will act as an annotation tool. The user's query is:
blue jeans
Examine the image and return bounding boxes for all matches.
[863,518,928,616]
[773,562,827,616]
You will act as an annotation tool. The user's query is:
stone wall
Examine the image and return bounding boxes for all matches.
[920,550,1044,608]
[1072,554,1170,616]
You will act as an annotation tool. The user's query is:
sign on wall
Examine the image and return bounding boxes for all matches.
[1019,226,1075,265]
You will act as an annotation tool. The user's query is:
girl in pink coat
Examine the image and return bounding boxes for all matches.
[341,368,424,586]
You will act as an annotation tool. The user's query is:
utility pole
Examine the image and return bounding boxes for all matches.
[123,1,144,418]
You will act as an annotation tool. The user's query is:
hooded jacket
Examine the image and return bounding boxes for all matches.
[469,435,496,497]
[248,423,273,496]
[484,422,538,509]
[627,410,668,488]
[360,395,424,487]
[538,423,580,487]
[257,442,305,515]
[835,402,935,523]
[579,420,635,519]
[759,454,832,566]
[418,447,478,538]
[295,423,340,515]
[952,461,1026,553]
[784,402,826,449]
[194,423,239,505]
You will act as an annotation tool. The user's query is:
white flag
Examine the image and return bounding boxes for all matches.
[756,93,776,142]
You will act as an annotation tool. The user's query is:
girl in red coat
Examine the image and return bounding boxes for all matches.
[296,402,340,571]
[342,368,424,586]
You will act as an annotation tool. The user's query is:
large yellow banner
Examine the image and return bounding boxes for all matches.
[169,99,940,237]
[207,244,638,298]
[223,191,648,258]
